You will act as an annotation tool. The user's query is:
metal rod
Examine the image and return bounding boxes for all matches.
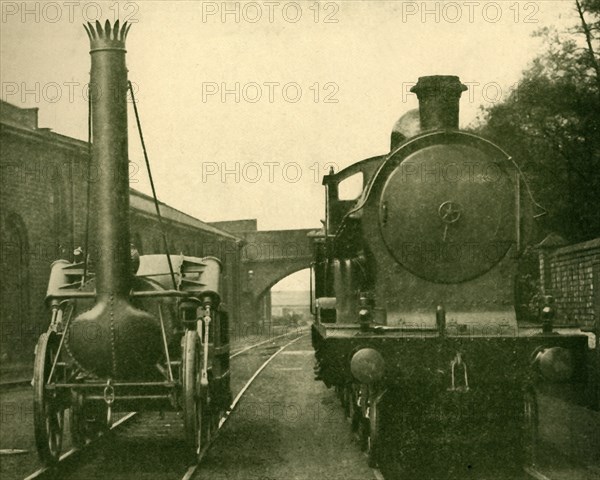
[82,92,92,284]
[46,381,178,388]
[128,80,177,290]
[132,290,193,298]
[516,169,521,253]
[46,290,195,300]
[201,305,211,387]
[86,395,172,400]
[309,262,315,315]
[70,157,75,263]
[46,303,74,385]
[158,305,174,382]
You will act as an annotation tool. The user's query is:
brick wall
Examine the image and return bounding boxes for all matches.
[1,124,87,369]
[542,238,600,328]
[0,108,243,373]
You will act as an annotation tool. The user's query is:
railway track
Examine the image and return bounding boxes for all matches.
[17,329,588,480]
[181,333,305,480]
[19,331,306,480]
[22,412,138,480]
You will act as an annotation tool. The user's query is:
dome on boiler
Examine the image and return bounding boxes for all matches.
[390,109,420,151]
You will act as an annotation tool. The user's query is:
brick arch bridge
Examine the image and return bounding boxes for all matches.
[210,221,316,327]
[242,228,315,325]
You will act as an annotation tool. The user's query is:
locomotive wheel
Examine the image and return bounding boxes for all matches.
[33,333,64,465]
[356,386,370,451]
[182,330,209,461]
[522,389,539,468]
[341,385,349,415]
[366,396,383,467]
[344,385,353,421]
[335,385,342,405]
[340,385,350,413]
[358,415,369,452]
[346,385,360,432]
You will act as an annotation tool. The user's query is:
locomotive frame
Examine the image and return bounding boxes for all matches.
[310,76,590,472]
[35,258,231,464]
[32,20,231,465]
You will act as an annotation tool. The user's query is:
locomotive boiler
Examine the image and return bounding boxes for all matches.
[33,20,230,464]
[310,76,589,473]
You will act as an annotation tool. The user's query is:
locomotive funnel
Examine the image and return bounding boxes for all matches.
[67,21,161,379]
[410,75,467,131]
[85,19,132,293]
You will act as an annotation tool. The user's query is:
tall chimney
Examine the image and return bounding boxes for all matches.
[86,19,132,293]
[68,21,161,379]
[410,75,467,131]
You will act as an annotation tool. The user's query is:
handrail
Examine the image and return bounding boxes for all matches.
[46,290,192,300]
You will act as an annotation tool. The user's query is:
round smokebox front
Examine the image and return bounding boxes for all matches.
[379,141,515,284]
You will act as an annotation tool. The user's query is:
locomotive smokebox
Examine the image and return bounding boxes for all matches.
[67,21,161,379]
[410,75,467,131]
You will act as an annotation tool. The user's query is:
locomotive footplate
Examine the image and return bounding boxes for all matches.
[314,326,588,389]
[46,380,181,411]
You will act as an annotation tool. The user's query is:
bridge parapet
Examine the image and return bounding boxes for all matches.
[240,229,314,264]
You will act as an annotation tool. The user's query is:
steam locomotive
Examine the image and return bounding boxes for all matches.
[33,21,230,464]
[310,76,589,472]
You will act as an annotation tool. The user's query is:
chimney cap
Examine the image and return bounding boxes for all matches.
[410,75,467,97]
[84,19,132,52]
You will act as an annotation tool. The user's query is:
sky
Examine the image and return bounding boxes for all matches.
[1,1,579,290]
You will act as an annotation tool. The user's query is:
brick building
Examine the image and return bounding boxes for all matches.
[0,100,243,377]
[538,235,600,331]
[537,235,600,409]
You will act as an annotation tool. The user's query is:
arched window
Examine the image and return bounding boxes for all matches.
[338,172,364,200]
[0,212,30,364]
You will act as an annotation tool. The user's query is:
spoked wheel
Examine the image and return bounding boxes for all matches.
[522,389,539,469]
[33,332,65,465]
[182,330,209,461]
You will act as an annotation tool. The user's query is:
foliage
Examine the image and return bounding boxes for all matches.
[476,1,600,241]
[514,246,544,322]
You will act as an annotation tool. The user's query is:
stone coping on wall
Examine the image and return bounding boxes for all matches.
[549,237,600,258]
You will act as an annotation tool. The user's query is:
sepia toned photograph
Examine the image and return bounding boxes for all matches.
[1,1,599,479]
